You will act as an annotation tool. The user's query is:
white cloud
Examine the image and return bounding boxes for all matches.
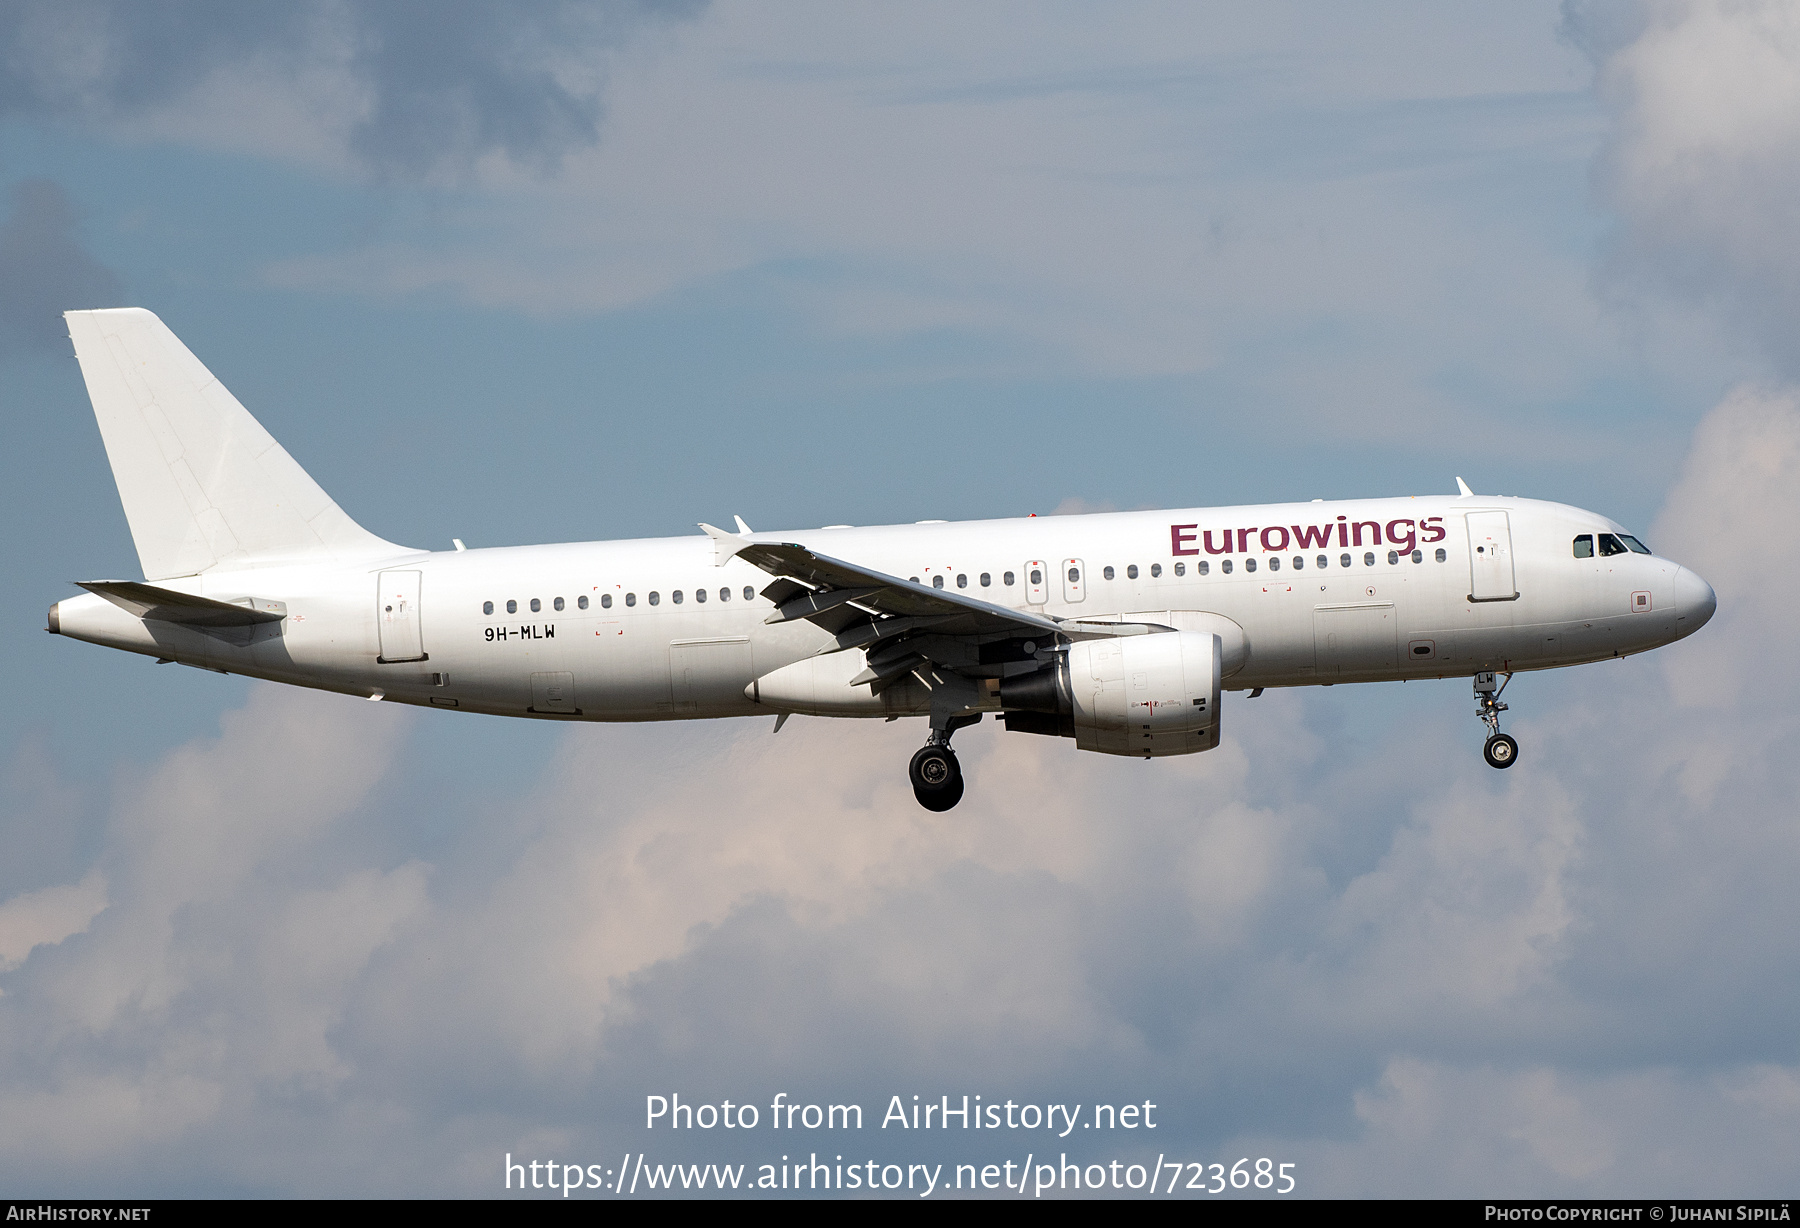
[1587,0,1800,372]
[0,871,107,973]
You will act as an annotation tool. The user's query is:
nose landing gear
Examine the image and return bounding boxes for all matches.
[1474,671,1517,769]
[910,713,978,811]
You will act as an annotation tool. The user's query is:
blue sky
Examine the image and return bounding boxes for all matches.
[1,0,1797,1197]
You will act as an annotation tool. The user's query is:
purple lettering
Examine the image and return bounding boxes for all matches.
[1337,516,1349,547]
[1293,523,1333,550]
[1237,528,1257,553]
[1352,520,1381,546]
[1260,526,1290,552]
[1171,524,1199,556]
[1385,519,1416,552]
[1421,516,1446,543]
[1202,530,1231,555]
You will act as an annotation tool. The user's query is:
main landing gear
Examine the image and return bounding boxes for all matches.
[1474,671,1518,769]
[910,713,979,811]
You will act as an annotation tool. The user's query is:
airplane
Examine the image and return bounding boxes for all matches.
[46,309,1717,811]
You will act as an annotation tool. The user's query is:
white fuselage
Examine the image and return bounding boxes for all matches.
[51,494,1715,723]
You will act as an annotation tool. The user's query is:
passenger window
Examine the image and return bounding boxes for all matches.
[1174,562,1185,576]
[1411,550,1422,563]
[1316,555,1327,569]
[1598,533,1629,557]
[1620,534,1651,555]
[1127,564,1138,579]
[625,593,636,607]
[1340,554,1351,568]
[1198,561,1209,576]
[674,590,684,604]
[1292,556,1303,570]
[1222,559,1233,574]
[578,595,588,609]
[483,601,494,615]
[1103,566,1115,580]
[980,573,991,587]
[1029,569,1042,585]
[507,599,517,613]
[1268,556,1280,571]
[695,588,707,602]
[1387,551,1398,565]
[957,574,967,588]
[648,592,660,606]
[1004,571,1015,586]
[910,576,920,584]
[553,596,565,612]
[1067,566,1080,582]
[601,594,612,608]
[530,598,541,613]
[1435,548,1447,562]
[1364,553,1375,566]
[743,587,754,600]
[720,587,731,601]
[1245,558,1257,573]
[1150,564,1162,578]
[1573,534,1594,559]
[933,575,945,589]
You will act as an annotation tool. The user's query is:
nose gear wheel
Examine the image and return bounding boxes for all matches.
[1473,672,1519,769]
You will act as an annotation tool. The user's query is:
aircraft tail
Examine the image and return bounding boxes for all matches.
[65,308,406,580]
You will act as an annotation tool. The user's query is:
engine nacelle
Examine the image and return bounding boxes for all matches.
[1003,631,1221,758]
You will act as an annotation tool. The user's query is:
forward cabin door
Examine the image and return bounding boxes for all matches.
[376,570,426,662]
[1466,511,1519,602]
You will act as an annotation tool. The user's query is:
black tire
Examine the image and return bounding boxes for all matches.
[1483,733,1518,769]
[914,775,965,812]
[909,744,963,810]
[909,744,960,792]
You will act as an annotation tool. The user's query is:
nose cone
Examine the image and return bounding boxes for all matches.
[1672,566,1717,639]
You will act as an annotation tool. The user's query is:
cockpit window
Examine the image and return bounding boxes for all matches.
[1573,535,1593,558]
[1598,533,1629,556]
[1619,534,1651,555]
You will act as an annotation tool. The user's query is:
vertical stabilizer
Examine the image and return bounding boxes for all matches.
[65,308,406,579]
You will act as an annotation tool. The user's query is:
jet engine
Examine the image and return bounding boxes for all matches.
[1002,631,1221,757]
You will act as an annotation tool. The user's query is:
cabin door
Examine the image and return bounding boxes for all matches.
[376,570,426,662]
[1466,511,1519,602]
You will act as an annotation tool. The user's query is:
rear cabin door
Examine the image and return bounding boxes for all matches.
[1466,511,1519,602]
[376,570,426,662]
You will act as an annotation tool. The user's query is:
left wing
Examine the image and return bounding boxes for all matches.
[700,525,1160,693]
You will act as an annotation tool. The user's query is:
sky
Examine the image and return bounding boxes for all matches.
[1,0,1797,1199]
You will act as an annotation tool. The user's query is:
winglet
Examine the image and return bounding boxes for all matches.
[734,515,754,535]
[699,523,751,567]
[1455,476,1474,498]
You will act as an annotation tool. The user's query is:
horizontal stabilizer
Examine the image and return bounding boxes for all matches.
[77,580,285,627]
